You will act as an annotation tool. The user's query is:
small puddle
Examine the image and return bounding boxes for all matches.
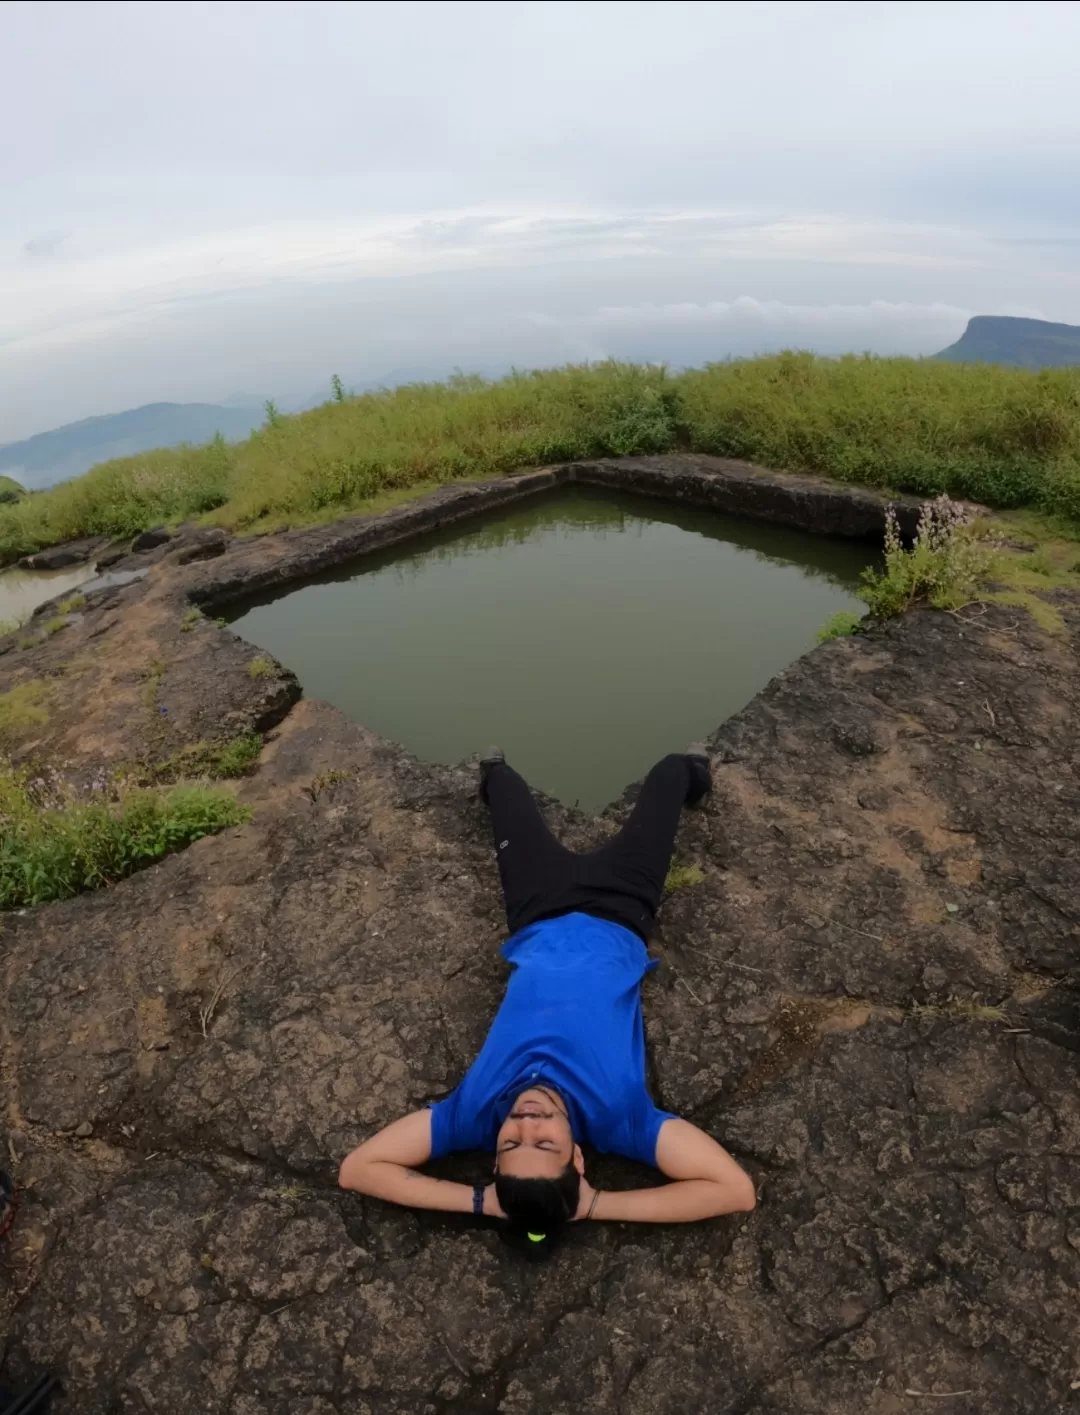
[0,563,95,627]
[225,487,872,810]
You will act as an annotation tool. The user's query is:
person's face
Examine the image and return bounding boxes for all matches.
[494,1086,583,1180]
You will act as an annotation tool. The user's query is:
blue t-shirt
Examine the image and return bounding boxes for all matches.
[429,912,675,1167]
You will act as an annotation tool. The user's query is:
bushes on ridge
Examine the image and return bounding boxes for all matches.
[2,356,1079,565]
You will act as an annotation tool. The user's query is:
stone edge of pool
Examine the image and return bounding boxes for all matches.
[0,453,926,790]
[180,454,922,612]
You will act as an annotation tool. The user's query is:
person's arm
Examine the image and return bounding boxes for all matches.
[577,1118,756,1223]
[338,1109,506,1217]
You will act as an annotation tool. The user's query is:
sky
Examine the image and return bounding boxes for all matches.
[2,0,1080,442]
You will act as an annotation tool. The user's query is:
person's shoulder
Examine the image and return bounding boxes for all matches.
[429,1088,497,1158]
[427,1094,456,1159]
[585,1092,665,1162]
[619,1098,678,1168]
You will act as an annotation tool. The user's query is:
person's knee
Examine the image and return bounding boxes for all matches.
[656,753,688,772]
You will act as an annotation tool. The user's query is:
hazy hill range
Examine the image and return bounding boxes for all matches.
[0,402,264,490]
[935,315,1080,369]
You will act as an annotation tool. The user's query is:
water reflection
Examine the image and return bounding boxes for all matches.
[226,486,873,811]
[0,563,94,625]
[237,486,873,611]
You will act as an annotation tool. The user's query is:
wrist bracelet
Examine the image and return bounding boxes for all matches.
[587,1188,601,1220]
[473,1185,485,1216]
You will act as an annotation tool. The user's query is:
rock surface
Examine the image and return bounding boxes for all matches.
[130,526,173,554]
[17,536,110,571]
[1,457,1078,1414]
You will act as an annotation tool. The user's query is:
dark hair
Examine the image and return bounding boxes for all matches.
[494,1163,580,1261]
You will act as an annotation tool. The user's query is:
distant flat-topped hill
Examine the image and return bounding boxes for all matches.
[935,315,1080,369]
[0,402,263,491]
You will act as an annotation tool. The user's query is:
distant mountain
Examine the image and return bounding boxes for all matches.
[934,315,1080,369]
[0,402,264,490]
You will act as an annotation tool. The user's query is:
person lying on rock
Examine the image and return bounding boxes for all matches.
[338,746,756,1257]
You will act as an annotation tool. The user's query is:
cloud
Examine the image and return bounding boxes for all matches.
[3,0,1080,437]
[0,208,995,357]
[533,293,972,335]
[536,295,971,329]
[23,231,71,258]
[523,294,976,362]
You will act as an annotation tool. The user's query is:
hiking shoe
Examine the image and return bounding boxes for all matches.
[478,746,505,802]
[0,1369,62,1412]
[684,743,712,805]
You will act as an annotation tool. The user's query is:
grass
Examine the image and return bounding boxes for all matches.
[980,588,1066,635]
[304,767,352,800]
[0,761,251,908]
[246,655,276,680]
[3,355,1080,564]
[207,734,262,776]
[909,999,1009,1024]
[0,679,53,738]
[665,863,706,892]
[141,657,166,710]
[1019,546,1055,576]
[149,733,262,782]
[816,610,862,643]
[57,593,86,614]
[180,606,204,632]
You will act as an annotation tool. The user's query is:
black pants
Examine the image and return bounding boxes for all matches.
[485,754,700,942]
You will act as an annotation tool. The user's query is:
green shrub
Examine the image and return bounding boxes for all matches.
[0,763,251,909]
[816,611,863,643]
[2,357,1080,564]
[677,355,1080,514]
[859,495,995,618]
[247,655,276,679]
[0,474,24,505]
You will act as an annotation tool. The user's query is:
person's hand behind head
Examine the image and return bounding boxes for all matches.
[571,1176,598,1221]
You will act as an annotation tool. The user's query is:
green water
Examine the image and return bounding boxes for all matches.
[227,488,871,810]
[0,564,93,627]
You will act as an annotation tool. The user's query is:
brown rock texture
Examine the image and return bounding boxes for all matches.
[1,457,1078,1414]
